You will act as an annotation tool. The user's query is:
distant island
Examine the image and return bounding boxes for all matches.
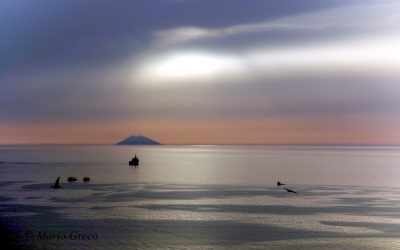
[116,135,162,145]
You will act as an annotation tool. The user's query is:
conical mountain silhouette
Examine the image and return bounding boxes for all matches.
[116,135,161,145]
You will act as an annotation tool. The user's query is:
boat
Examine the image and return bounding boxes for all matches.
[129,154,139,166]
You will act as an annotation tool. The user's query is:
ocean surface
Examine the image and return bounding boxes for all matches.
[0,145,400,249]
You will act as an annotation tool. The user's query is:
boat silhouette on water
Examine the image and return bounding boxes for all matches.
[129,154,139,166]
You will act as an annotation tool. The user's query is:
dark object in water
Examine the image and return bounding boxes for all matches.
[277,181,285,186]
[83,177,90,182]
[51,177,61,189]
[129,154,139,166]
[284,188,298,194]
[68,177,77,182]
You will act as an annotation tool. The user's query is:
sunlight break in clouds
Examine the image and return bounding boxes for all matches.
[131,1,400,86]
[133,51,243,85]
[133,35,400,86]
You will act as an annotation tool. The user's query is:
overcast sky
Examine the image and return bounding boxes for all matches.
[1,0,400,144]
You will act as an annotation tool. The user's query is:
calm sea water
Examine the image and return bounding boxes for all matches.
[0,145,400,249]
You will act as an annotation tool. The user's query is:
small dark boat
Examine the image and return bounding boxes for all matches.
[51,176,61,189]
[277,181,285,186]
[83,177,90,183]
[68,177,77,182]
[129,154,139,166]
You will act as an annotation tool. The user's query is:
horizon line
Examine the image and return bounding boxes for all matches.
[1,143,400,147]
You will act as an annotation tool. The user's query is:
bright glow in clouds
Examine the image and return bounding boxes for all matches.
[133,51,243,85]
[133,35,400,86]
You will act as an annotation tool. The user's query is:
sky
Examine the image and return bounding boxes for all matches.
[1,0,400,145]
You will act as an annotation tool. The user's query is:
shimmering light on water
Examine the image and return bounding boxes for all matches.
[1,145,400,249]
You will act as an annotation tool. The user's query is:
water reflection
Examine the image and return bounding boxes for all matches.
[1,181,400,249]
[1,145,400,249]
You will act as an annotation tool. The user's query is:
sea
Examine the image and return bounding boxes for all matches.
[0,145,399,249]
